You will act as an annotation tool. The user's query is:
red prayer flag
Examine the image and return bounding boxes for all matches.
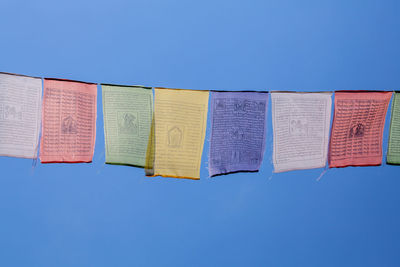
[40,79,97,163]
[329,91,392,168]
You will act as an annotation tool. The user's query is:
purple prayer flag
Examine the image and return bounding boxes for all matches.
[209,91,268,176]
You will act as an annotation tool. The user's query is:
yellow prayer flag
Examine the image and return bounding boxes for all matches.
[150,88,209,179]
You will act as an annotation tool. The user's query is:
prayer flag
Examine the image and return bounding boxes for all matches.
[387,92,400,164]
[40,79,97,163]
[329,91,392,168]
[0,73,42,158]
[209,91,268,176]
[271,92,332,172]
[149,88,209,179]
[102,84,153,167]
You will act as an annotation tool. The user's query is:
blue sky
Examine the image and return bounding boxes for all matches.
[1,0,400,266]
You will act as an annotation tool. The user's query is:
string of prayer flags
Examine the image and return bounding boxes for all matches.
[387,92,400,165]
[4,70,400,178]
[0,73,42,158]
[209,91,268,176]
[148,88,209,179]
[271,92,332,172]
[102,84,153,167]
[329,91,392,168]
[40,79,97,163]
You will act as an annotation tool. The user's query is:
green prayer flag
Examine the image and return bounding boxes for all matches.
[102,84,153,167]
[387,92,400,164]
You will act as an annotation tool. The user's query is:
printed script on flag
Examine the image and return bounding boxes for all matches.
[40,79,97,163]
[149,88,209,179]
[271,92,332,172]
[209,91,268,176]
[387,92,400,164]
[0,73,42,158]
[102,84,153,167]
[329,91,392,168]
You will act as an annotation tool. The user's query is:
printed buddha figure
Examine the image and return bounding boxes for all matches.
[61,115,77,134]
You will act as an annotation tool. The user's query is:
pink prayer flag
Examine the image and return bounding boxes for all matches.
[40,79,97,163]
[329,91,392,168]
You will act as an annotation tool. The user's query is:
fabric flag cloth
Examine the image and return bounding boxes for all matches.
[102,84,153,167]
[329,91,392,168]
[208,91,268,176]
[271,92,332,172]
[147,88,209,179]
[387,92,400,164]
[0,72,42,158]
[40,79,97,163]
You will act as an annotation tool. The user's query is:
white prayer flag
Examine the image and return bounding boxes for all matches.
[0,73,42,158]
[271,92,332,172]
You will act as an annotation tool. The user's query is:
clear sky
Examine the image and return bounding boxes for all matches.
[1,0,400,266]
